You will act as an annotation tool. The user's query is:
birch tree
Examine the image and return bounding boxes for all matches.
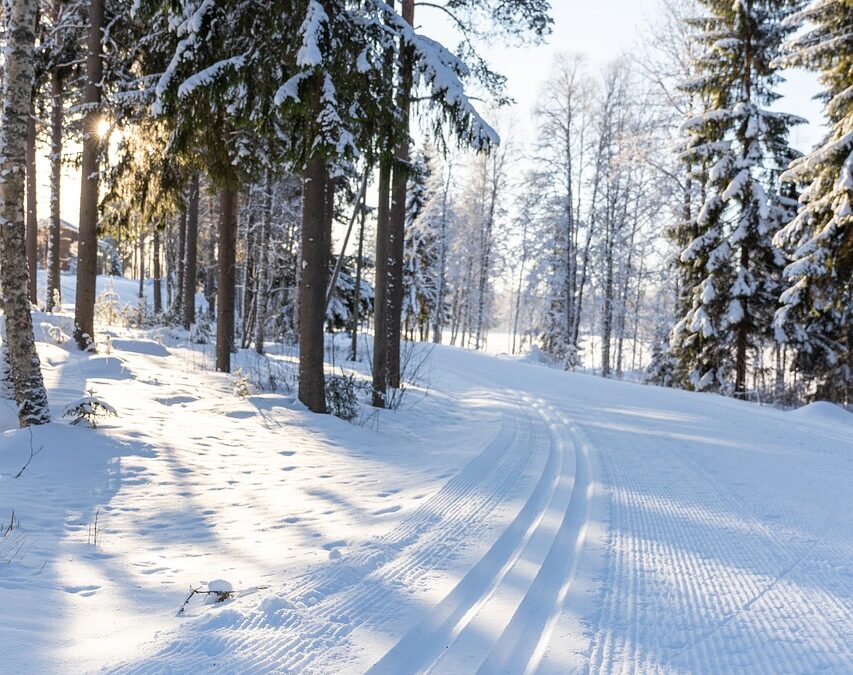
[0,0,50,426]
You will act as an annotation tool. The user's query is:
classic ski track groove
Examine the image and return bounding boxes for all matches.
[366,398,572,674]
[118,393,545,674]
[475,410,594,675]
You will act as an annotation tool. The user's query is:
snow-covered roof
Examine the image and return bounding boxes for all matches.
[36,217,78,232]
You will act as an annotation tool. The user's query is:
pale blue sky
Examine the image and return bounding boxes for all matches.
[418,0,825,153]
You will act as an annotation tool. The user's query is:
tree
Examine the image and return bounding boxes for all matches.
[73,0,104,349]
[773,0,852,403]
[0,0,51,426]
[371,0,551,405]
[401,149,439,340]
[672,0,802,395]
[45,0,78,312]
[183,175,200,329]
[532,55,592,368]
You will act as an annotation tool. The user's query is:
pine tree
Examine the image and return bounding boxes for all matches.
[73,0,105,349]
[773,0,853,403]
[672,0,803,395]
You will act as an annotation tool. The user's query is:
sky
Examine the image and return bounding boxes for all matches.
[41,0,826,226]
[416,0,825,150]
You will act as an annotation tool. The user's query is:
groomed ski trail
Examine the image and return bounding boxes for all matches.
[367,401,595,675]
[103,343,853,674]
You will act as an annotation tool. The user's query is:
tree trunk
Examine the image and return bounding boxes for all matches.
[25,99,37,303]
[241,188,257,348]
[298,152,329,413]
[183,174,199,329]
[350,201,366,361]
[175,207,186,316]
[254,169,273,354]
[432,162,451,344]
[46,57,63,312]
[734,245,749,397]
[164,218,173,307]
[216,185,237,372]
[73,0,104,349]
[152,224,162,313]
[511,222,529,355]
[371,157,392,407]
[137,230,145,298]
[386,0,415,390]
[0,0,50,426]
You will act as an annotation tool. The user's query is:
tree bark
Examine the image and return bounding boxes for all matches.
[46,55,62,312]
[386,0,415,390]
[254,169,273,354]
[175,207,187,316]
[152,224,162,314]
[73,0,104,349]
[371,157,392,407]
[0,0,50,425]
[164,217,173,307]
[25,99,37,303]
[137,229,145,298]
[298,152,329,413]
[216,185,237,372]
[432,162,451,344]
[183,174,199,329]
[241,187,257,347]
[734,245,749,397]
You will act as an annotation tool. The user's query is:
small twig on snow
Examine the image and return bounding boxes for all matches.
[14,427,43,479]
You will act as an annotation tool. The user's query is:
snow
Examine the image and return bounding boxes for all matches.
[1,285,852,673]
[789,401,853,428]
[296,1,327,68]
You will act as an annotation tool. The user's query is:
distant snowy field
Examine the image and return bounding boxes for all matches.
[1,274,851,673]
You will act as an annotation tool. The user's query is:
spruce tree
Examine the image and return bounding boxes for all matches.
[671,0,802,395]
[773,0,852,403]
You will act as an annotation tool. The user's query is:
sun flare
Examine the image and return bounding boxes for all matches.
[95,117,111,139]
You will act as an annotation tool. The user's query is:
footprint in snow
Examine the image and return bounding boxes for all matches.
[62,584,100,597]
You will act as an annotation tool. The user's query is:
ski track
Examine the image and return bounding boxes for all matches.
[582,409,853,674]
[366,399,582,675]
[99,347,853,674]
[116,393,546,674]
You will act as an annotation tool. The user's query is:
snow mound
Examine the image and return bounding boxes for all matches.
[109,338,170,357]
[790,401,853,427]
[78,354,132,380]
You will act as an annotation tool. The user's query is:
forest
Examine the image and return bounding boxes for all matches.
[0,0,848,425]
[0,0,851,673]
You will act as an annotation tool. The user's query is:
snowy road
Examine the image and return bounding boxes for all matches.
[3,330,852,673]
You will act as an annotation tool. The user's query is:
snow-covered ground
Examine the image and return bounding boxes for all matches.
[1,281,852,673]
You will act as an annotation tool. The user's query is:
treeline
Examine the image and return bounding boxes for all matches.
[496,0,851,406]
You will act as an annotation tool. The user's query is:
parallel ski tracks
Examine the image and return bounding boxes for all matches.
[120,393,553,674]
[368,399,595,675]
